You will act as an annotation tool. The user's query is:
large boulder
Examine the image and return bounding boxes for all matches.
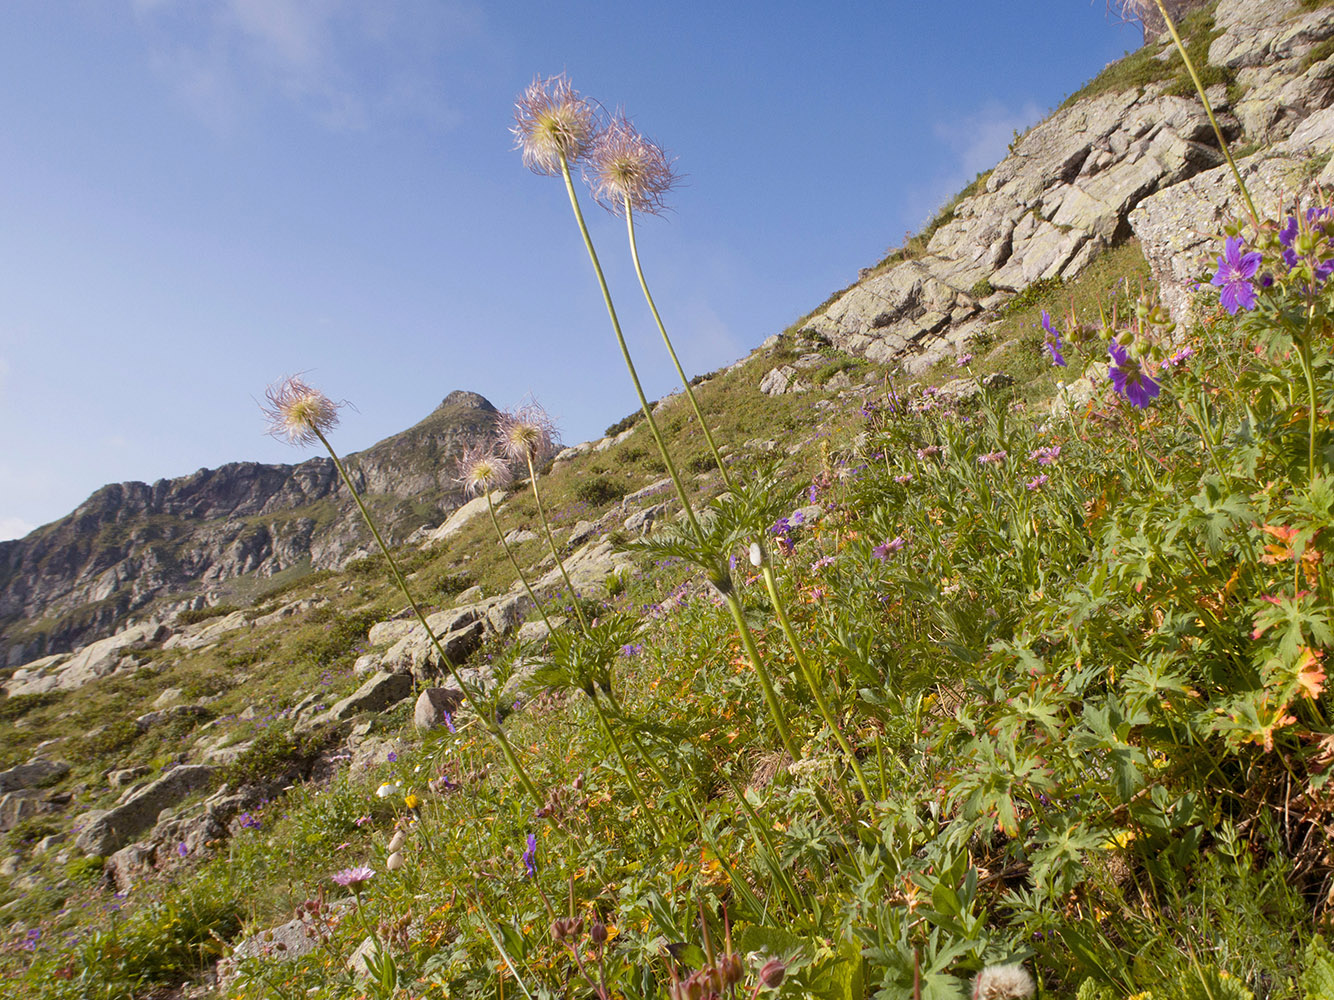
[0,759,69,793]
[74,764,216,856]
[1130,106,1334,324]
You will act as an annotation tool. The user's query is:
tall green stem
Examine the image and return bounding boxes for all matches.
[589,695,663,839]
[760,564,872,801]
[555,153,798,761]
[524,453,588,631]
[317,429,541,805]
[485,494,554,636]
[556,155,703,544]
[1152,0,1259,230]
[624,198,733,490]
[724,593,800,761]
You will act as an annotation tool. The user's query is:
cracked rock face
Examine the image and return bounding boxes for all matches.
[806,88,1229,366]
[1,391,503,666]
[805,0,1334,371]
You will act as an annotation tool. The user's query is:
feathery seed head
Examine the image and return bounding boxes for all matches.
[971,963,1035,1000]
[588,113,678,217]
[262,375,341,447]
[456,444,513,497]
[497,402,558,465]
[512,74,599,176]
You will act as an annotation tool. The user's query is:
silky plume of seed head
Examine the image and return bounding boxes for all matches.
[497,403,558,465]
[972,963,1035,1000]
[261,375,342,446]
[455,444,514,497]
[512,74,599,176]
[587,113,678,217]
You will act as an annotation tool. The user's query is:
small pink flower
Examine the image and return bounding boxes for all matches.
[1025,475,1048,491]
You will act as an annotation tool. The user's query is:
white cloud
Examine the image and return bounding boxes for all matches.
[0,516,35,542]
[132,0,480,132]
[911,99,1044,229]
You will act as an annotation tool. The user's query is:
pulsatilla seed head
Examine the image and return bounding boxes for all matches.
[455,444,514,498]
[497,403,558,465]
[588,113,678,218]
[513,74,599,176]
[262,375,342,447]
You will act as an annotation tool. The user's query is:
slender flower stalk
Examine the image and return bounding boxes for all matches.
[1151,0,1259,230]
[262,377,542,805]
[457,443,557,639]
[756,553,872,801]
[498,405,589,631]
[518,78,799,762]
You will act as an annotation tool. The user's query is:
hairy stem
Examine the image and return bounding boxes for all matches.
[317,429,541,805]
[525,453,588,631]
[624,198,733,490]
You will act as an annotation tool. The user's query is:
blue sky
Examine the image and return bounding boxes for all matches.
[0,2,1145,540]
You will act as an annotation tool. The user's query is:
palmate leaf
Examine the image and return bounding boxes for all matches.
[1250,591,1333,662]
[1301,934,1334,1000]
[1186,478,1255,557]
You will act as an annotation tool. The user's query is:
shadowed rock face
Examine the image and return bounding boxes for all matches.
[803,0,1334,376]
[0,391,500,666]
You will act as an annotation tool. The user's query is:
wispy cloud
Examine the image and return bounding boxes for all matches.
[909,99,1044,230]
[132,0,483,132]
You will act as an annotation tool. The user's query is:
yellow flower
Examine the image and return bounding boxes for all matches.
[404,793,420,810]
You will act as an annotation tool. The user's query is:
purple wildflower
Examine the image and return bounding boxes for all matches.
[1107,341,1161,409]
[1041,310,1067,367]
[872,537,906,559]
[1029,445,1061,465]
[956,353,973,367]
[1026,474,1049,491]
[916,445,941,461]
[790,510,805,525]
[769,517,791,536]
[177,842,189,858]
[332,866,375,889]
[522,833,537,878]
[977,450,1007,465]
[619,643,644,657]
[1211,236,1262,315]
[387,751,398,763]
[1161,346,1195,370]
[443,711,456,734]
[894,473,914,484]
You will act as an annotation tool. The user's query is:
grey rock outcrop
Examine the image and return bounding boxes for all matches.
[1131,104,1334,322]
[0,759,68,793]
[74,764,216,856]
[806,87,1229,366]
[1,391,503,666]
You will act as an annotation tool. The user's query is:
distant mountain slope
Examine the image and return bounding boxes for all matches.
[0,390,500,666]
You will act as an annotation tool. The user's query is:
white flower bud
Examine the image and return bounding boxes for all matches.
[749,542,764,567]
[386,851,404,872]
[387,830,406,853]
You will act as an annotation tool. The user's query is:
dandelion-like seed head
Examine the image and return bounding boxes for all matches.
[497,403,558,465]
[262,375,341,447]
[588,114,678,217]
[972,963,1035,1000]
[456,444,514,497]
[512,74,599,176]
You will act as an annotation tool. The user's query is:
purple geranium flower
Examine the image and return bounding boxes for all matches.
[1211,236,1262,315]
[1107,342,1161,409]
[1040,310,1067,367]
[522,833,537,878]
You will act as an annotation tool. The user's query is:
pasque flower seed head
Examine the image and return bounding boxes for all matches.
[513,74,599,176]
